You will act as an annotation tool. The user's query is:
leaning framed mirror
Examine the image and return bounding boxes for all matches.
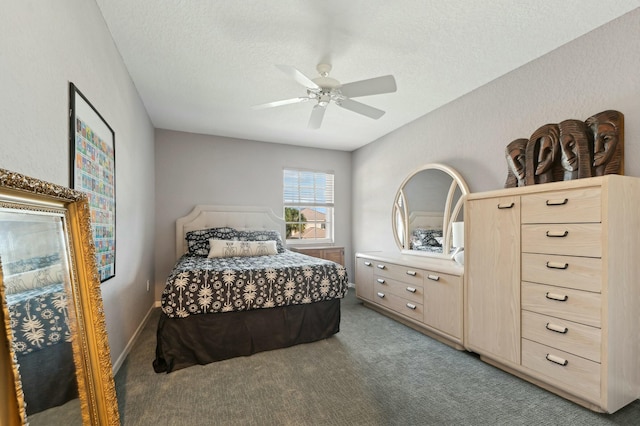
[392,163,470,260]
[0,168,119,426]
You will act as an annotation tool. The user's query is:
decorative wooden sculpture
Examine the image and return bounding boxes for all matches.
[559,119,593,180]
[504,110,623,187]
[504,138,528,187]
[586,110,624,176]
[525,123,561,186]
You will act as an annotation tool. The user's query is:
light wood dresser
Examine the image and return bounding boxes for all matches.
[465,175,640,413]
[355,252,464,349]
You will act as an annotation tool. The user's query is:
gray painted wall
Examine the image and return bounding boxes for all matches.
[2,0,637,380]
[352,9,640,256]
[0,1,156,369]
[154,130,352,299]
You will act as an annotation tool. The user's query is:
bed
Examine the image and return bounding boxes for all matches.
[153,205,349,373]
[4,254,78,415]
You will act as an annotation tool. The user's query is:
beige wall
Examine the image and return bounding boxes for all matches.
[352,9,640,255]
[154,130,352,299]
[0,1,156,369]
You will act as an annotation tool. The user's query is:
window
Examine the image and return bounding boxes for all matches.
[283,168,334,244]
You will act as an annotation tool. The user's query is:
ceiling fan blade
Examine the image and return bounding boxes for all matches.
[339,75,397,98]
[275,64,320,89]
[337,98,386,119]
[251,97,310,110]
[308,104,326,129]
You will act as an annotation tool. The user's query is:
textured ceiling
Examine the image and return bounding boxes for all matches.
[95,1,639,151]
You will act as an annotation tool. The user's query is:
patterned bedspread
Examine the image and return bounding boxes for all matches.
[161,250,349,318]
[6,283,72,356]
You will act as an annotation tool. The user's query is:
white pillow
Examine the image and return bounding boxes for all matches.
[4,263,64,294]
[207,239,278,258]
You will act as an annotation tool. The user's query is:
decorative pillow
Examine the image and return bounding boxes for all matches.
[207,239,278,258]
[186,227,236,256]
[4,263,64,295]
[3,253,61,275]
[233,229,286,253]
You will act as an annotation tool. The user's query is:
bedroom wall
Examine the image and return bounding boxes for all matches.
[352,9,640,255]
[154,130,352,300]
[0,1,156,370]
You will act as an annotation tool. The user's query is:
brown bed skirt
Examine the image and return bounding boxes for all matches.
[153,299,341,373]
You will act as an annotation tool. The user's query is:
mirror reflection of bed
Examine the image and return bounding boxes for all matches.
[0,211,81,424]
[407,211,445,253]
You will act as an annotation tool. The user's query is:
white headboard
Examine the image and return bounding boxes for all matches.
[408,211,444,231]
[176,205,286,259]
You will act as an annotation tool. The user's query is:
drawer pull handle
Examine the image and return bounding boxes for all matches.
[545,323,569,334]
[546,261,569,270]
[497,202,515,209]
[545,353,568,366]
[546,230,569,238]
[364,261,372,266]
[376,278,386,284]
[406,303,417,310]
[545,292,568,302]
[377,264,386,270]
[406,270,417,276]
[406,286,417,293]
[376,292,385,299]
[546,198,569,206]
[427,274,440,281]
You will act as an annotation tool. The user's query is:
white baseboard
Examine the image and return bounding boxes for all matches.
[112,302,156,375]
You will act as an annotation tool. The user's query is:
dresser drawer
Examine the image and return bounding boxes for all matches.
[521,223,601,258]
[372,289,423,322]
[521,253,602,292]
[522,310,601,362]
[374,277,423,305]
[373,261,424,286]
[521,187,601,224]
[521,282,601,327]
[355,257,375,301]
[522,339,600,403]
[423,271,462,338]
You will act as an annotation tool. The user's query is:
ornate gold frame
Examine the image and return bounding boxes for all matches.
[0,168,119,425]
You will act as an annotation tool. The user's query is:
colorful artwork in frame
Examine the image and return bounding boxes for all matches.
[69,83,116,282]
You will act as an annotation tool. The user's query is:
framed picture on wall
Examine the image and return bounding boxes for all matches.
[69,82,116,282]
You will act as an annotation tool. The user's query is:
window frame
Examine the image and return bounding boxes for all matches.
[283,168,334,245]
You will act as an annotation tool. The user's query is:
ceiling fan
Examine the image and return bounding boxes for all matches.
[252,63,397,129]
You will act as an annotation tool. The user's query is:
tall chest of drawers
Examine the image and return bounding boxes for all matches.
[465,175,640,413]
[355,252,464,349]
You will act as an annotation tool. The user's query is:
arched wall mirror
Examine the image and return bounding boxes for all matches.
[0,169,119,426]
[392,163,470,260]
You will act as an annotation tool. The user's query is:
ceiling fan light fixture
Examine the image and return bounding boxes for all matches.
[317,94,331,107]
[255,63,397,129]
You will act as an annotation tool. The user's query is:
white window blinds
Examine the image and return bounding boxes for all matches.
[283,169,334,207]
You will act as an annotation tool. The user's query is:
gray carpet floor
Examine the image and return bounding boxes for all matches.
[114,290,640,425]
